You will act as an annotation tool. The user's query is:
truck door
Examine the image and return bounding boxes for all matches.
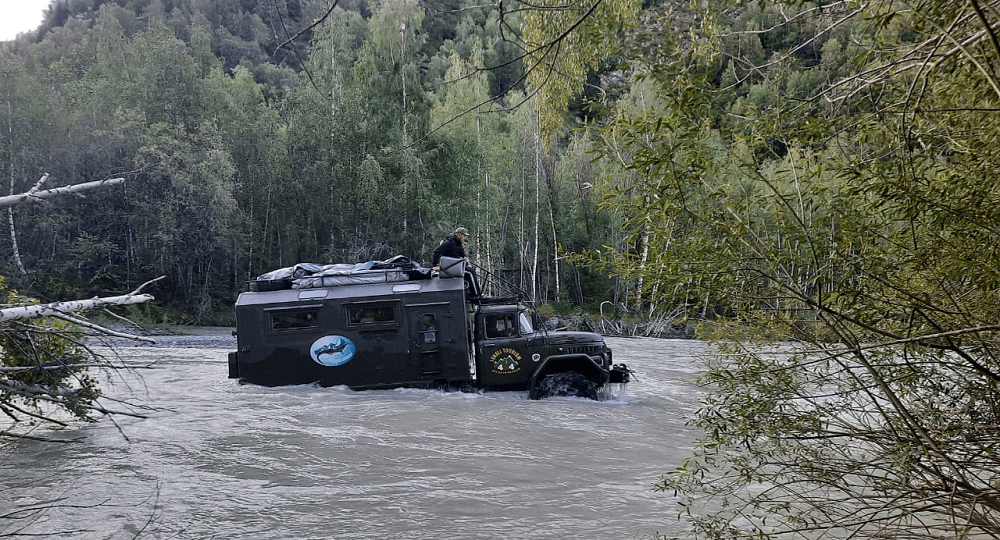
[477,311,533,390]
[407,303,469,382]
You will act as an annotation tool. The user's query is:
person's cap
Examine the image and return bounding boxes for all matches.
[455,227,469,236]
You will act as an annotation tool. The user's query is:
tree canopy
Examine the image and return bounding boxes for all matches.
[1,0,631,322]
[521,0,1000,536]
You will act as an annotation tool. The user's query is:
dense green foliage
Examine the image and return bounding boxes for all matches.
[0,275,107,436]
[522,0,1000,536]
[0,0,625,323]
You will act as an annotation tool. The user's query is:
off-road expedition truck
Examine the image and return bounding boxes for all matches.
[228,256,630,399]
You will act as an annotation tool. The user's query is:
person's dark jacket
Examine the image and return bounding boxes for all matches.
[432,233,466,266]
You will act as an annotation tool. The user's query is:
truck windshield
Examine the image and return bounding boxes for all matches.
[518,312,533,335]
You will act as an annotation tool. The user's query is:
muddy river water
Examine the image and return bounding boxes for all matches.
[1,332,707,539]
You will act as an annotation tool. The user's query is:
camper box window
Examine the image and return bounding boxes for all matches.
[348,304,398,327]
[269,308,320,331]
[420,314,437,344]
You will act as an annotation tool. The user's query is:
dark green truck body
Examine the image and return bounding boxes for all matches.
[229,257,629,398]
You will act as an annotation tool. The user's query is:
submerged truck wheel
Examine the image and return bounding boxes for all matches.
[530,371,600,400]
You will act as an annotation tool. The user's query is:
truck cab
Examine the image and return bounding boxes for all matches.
[474,303,614,398]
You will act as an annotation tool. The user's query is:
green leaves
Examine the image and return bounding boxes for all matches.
[527,0,1000,535]
[520,0,642,139]
[0,276,100,430]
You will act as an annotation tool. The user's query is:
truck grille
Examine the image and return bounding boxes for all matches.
[565,345,603,356]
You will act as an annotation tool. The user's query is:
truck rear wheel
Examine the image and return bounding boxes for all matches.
[531,371,599,400]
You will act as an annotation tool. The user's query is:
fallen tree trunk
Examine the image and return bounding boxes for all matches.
[0,177,124,207]
[0,294,154,323]
[0,276,163,341]
[0,174,156,443]
[4,174,125,284]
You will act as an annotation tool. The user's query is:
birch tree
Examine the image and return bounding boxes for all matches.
[517,0,641,139]
[1,178,158,443]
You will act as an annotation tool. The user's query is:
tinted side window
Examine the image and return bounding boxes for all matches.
[518,312,533,334]
[347,304,398,327]
[270,309,320,331]
[486,314,518,338]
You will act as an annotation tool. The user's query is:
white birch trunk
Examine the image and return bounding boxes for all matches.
[0,177,124,207]
[400,23,408,149]
[0,293,154,322]
[519,148,526,291]
[549,190,560,300]
[399,23,409,232]
[476,117,491,295]
[532,110,541,302]
[331,30,338,123]
[5,103,27,282]
[7,207,26,282]
[636,212,650,306]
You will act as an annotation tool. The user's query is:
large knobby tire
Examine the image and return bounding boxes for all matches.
[532,371,600,400]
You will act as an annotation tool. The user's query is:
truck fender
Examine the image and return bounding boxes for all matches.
[529,353,608,396]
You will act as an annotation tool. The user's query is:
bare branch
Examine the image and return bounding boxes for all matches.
[271,0,342,57]
[129,275,165,296]
[100,307,144,329]
[0,379,147,418]
[49,312,155,344]
[27,173,48,194]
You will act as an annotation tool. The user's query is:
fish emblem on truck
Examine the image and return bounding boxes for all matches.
[310,336,357,367]
[316,341,348,356]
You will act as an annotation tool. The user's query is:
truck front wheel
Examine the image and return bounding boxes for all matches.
[530,371,599,400]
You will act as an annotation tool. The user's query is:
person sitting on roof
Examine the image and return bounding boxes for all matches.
[432,227,469,268]
[432,226,481,298]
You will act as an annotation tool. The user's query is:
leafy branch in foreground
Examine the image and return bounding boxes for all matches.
[538,0,1000,537]
[0,275,160,442]
[0,176,159,443]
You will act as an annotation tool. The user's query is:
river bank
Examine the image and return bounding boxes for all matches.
[87,324,237,348]
[541,314,698,339]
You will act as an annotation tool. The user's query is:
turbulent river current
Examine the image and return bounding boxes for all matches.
[1,331,708,540]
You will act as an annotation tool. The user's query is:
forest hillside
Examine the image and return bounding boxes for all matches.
[1,0,611,324]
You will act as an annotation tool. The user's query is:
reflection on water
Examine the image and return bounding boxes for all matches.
[0,337,708,540]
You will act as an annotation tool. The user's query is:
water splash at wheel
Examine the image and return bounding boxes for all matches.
[532,371,600,400]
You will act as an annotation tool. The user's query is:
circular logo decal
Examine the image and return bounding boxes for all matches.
[310,335,356,366]
[489,347,522,375]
